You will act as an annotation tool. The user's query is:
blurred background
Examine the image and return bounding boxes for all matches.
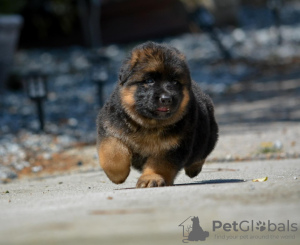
[0,0,300,181]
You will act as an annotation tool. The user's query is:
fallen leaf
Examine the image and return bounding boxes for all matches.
[260,142,273,148]
[252,177,268,182]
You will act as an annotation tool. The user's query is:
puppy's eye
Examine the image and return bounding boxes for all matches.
[145,78,155,85]
[172,80,179,85]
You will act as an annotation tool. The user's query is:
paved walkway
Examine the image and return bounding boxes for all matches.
[1,159,299,245]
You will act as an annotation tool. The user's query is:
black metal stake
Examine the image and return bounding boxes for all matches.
[208,29,232,61]
[269,0,283,45]
[96,82,105,108]
[35,97,45,131]
[23,71,48,132]
[89,54,110,108]
[194,6,232,61]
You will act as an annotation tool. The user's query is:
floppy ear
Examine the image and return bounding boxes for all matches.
[119,45,142,85]
[119,55,136,85]
[119,58,133,85]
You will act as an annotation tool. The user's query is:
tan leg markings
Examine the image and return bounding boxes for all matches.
[136,158,179,188]
[184,160,205,178]
[98,137,131,184]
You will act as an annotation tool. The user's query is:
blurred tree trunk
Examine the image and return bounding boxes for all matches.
[77,0,101,47]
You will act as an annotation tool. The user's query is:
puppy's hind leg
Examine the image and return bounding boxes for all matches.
[98,137,131,184]
[184,160,205,178]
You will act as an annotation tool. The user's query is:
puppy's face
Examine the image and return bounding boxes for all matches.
[119,42,191,127]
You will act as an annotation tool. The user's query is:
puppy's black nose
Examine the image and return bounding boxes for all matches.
[159,94,172,105]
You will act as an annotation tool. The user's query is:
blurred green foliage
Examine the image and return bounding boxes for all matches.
[48,0,77,34]
[23,0,78,40]
[0,0,26,14]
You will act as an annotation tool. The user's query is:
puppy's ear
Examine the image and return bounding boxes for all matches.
[119,47,140,85]
[118,58,132,85]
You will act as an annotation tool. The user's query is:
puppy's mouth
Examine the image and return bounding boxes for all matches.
[154,106,173,119]
[156,107,170,113]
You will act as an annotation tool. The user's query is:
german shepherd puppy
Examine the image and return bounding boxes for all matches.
[97,41,218,188]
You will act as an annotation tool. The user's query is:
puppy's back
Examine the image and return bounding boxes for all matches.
[191,81,218,160]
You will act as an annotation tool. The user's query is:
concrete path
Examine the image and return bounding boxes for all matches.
[1,159,299,245]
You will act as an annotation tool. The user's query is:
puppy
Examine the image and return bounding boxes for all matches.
[97,41,218,188]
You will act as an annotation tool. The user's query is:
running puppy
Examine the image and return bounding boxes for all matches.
[97,41,218,188]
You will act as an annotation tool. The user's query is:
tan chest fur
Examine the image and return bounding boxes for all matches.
[126,130,180,156]
[104,120,180,157]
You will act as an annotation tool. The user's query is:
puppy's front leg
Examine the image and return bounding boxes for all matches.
[98,137,131,184]
[136,158,179,188]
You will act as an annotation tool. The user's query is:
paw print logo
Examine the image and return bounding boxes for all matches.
[256,221,266,231]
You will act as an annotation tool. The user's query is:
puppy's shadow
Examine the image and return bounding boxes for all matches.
[115,179,246,190]
[175,179,246,186]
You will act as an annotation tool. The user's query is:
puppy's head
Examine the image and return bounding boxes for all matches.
[119,42,191,128]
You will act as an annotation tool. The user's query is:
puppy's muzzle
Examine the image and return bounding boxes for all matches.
[159,94,172,106]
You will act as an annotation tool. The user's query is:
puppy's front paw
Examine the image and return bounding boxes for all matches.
[136,174,166,188]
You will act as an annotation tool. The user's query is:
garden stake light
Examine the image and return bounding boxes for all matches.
[268,0,283,45]
[89,54,110,108]
[24,71,48,132]
[194,6,232,61]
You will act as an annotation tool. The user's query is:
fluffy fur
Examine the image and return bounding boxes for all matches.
[97,41,218,188]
